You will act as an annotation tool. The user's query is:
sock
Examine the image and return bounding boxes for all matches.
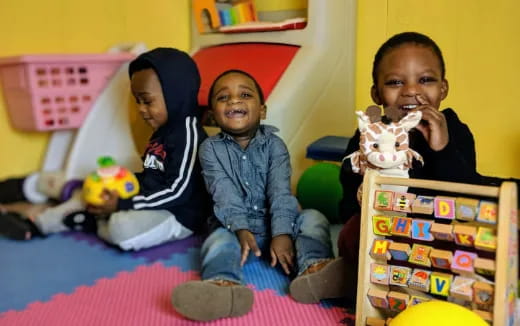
[33,190,85,235]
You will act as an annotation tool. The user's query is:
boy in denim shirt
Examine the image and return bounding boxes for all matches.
[172,70,350,321]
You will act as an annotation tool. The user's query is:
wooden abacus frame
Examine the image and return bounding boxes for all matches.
[355,169,518,326]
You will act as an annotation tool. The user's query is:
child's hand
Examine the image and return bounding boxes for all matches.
[86,189,119,217]
[236,229,261,266]
[270,234,294,275]
[415,95,449,151]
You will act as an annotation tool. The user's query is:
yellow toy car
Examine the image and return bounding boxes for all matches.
[82,157,139,205]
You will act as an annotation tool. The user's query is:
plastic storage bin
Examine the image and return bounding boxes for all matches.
[0,53,133,131]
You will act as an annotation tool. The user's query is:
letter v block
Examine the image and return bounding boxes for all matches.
[430,272,453,297]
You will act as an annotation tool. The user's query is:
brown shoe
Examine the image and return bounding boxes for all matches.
[171,280,254,321]
[289,257,355,303]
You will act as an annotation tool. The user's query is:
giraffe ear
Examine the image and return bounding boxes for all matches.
[399,110,422,131]
[365,105,381,123]
[356,110,371,131]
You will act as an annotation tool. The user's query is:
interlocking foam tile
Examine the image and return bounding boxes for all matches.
[161,247,201,272]
[0,234,146,312]
[0,263,346,325]
[64,232,202,263]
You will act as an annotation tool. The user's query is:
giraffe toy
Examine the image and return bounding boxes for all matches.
[345,106,424,195]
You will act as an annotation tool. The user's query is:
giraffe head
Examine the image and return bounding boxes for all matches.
[356,109,422,170]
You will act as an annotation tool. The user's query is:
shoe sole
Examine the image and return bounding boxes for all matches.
[171,281,254,321]
[0,212,34,240]
[289,257,356,303]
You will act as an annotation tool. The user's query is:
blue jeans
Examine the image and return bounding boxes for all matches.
[200,209,333,284]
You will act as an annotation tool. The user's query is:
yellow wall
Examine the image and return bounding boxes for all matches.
[356,0,520,179]
[1,0,518,180]
[0,0,191,179]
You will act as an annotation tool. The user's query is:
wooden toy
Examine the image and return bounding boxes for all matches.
[392,192,416,213]
[473,281,494,308]
[388,242,411,261]
[387,291,409,312]
[430,272,453,296]
[356,170,518,326]
[473,309,493,323]
[408,244,432,267]
[374,190,394,211]
[365,316,386,326]
[430,222,454,241]
[390,216,412,237]
[192,0,222,33]
[411,195,435,214]
[474,257,496,276]
[434,196,456,220]
[453,224,477,247]
[369,239,392,261]
[429,248,452,269]
[474,226,497,252]
[408,295,431,307]
[366,287,389,309]
[372,215,392,236]
[449,276,475,301]
[408,268,431,292]
[410,219,434,241]
[451,250,477,275]
[370,263,390,285]
[389,265,411,287]
[455,197,479,221]
[476,200,498,224]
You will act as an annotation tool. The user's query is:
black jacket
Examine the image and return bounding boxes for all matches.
[118,48,210,232]
[339,108,482,223]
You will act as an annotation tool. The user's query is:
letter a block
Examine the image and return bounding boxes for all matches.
[430,272,453,297]
[434,196,456,220]
[372,215,392,236]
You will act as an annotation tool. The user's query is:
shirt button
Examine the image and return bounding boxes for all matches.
[245,181,249,186]
[242,155,247,160]
[253,205,258,210]
[227,224,231,229]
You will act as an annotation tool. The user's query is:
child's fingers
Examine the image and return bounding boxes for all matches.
[248,237,261,257]
[416,94,430,105]
[278,256,291,275]
[240,244,250,267]
[270,249,278,267]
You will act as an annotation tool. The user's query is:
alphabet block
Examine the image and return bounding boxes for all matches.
[408,268,431,292]
[476,201,498,224]
[408,295,431,307]
[372,215,392,236]
[374,190,394,211]
[387,291,409,312]
[389,265,412,287]
[451,250,477,275]
[367,287,389,309]
[450,276,475,301]
[473,281,494,308]
[411,219,434,241]
[391,216,412,237]
[392,192,416,213]
[455,197,479,221]
[370,239,392,261]
[429,248,453,269]
[411,195,435,215]
[474,226,497,252]
[430,272,453,297]
[453,224,477,247]
[430,223,454,241]
[408,244,432,267]
[388,242,411,261]
[434,196,456,220]
[370,263,390,285]
[474,257,495,276]
[473,310,493,323]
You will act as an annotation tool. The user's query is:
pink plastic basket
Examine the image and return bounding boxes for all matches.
[0,53,133,131]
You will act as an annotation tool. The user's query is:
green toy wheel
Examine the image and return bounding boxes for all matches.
[296,162,343,224]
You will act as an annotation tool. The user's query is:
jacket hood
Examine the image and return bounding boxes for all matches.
[129,48,201,133]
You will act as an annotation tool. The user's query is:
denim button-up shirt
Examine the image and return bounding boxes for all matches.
[199,124,299,236]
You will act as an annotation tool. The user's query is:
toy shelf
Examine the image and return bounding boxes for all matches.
[356,169,518,326]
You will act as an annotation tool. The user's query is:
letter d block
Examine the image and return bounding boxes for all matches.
[434,196,456,220]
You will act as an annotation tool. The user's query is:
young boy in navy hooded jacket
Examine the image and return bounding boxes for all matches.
[85,48,210,250]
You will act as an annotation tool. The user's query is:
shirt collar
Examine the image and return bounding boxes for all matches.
[217,124,279,145]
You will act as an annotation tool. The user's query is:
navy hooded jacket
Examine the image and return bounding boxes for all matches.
[118,48,210,232]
